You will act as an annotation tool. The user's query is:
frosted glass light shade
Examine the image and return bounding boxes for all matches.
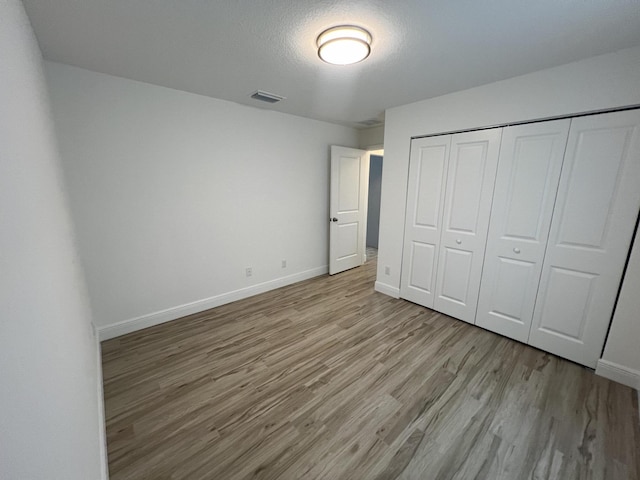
[317,26,372,65]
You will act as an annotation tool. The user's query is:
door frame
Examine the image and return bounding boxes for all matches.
[329,146,368,275]
[364,149,384,262]
[328,147,384,275]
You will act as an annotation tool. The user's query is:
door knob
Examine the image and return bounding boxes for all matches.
[331,217,338,222]
[456,239,462,245]
[513,247,521,254]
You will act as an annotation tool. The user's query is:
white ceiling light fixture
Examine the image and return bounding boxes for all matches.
[317,25,372,65]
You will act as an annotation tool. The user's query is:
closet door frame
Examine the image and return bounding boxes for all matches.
[398,106,640,369]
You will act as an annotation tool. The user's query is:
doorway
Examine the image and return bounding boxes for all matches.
[329,147,383,275]
[366,153,383,262]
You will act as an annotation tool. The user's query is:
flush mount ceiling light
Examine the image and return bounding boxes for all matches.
[317,25,372,65]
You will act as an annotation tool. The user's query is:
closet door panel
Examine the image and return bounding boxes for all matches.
[438,247,472,304]
[400,136,451,307]
[476,120,570,341]
[529,110,640,367]
[433,128,502,322]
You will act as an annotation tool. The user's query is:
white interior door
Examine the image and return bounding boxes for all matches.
[529,110,640,368]
[476,120,570,342]
[400,136,451,307]
[433,129,502,323]
[329,146,368,275]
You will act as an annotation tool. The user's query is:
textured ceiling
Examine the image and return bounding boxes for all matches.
[23,0,640,128]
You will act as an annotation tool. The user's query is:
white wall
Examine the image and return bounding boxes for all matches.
[45,62,358,338]
[376,44,640,383]
[0,2,107,479]
[598,233,640,389]
[359,124,385,149]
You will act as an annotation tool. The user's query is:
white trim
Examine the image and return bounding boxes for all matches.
[98,266,328,341]
[362,152,370,267]
[93,325,109,479]
[375,281,400,298]
[596,359,640,390]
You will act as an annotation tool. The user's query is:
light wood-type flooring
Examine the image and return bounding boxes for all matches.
[102,256,640,480]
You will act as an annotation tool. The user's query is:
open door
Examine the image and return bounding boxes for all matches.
[329,145,368,275]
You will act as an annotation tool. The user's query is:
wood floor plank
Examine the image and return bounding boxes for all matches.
[102,254,640,479]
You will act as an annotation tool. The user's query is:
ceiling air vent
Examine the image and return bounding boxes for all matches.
[358,119,383,127]
[250,90,286,104]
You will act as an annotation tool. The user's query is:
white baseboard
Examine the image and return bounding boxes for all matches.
[98,266,328,341]
[596,359,640,390]
[375,281,400,299]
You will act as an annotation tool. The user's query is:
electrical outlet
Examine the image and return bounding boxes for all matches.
[245,267,252,277]
[281,260,287,268]
[385,266,391,275]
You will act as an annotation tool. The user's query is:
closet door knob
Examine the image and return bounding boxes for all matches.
[455,239,462,245]
[513,247,521,254]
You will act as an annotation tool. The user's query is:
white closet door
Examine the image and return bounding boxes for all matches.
[475,120,570,342]
[400,136,451,307]
[529,110,640,368]
[433,129,502,323]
